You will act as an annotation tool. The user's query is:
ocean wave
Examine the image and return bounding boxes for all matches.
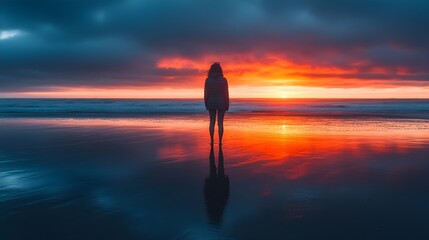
[1,99,429,119]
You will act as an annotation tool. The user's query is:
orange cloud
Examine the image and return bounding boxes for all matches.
[155,53,423,89]
[3,53,428,98]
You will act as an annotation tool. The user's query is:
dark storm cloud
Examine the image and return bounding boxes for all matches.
[0,0,428,91]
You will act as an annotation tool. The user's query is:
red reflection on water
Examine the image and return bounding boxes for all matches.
[5,116,429,184]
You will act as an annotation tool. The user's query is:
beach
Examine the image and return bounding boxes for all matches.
[1,99,429,239]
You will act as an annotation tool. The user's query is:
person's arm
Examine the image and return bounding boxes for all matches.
[204,78,209,109]
[225,78,229,111]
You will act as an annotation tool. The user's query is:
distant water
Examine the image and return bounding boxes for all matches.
[0,98,428,119]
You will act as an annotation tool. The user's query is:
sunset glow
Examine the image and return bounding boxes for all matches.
[4,53,429,99]
[3,85,429,99]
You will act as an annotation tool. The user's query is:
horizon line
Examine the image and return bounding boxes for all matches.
[1,97,429,100]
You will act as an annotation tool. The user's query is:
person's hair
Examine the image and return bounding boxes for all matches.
[208,62,223,78]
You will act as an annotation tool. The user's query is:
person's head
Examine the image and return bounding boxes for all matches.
[208,62,223,78]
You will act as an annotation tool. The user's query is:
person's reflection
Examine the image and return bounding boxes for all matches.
[204,144,230,227]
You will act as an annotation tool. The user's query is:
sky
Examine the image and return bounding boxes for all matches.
[0,0,428,98]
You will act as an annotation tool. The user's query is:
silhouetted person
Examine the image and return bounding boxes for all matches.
[204,144,230,227]
[204,62,229,144]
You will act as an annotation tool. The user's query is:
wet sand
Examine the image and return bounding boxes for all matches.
[0,115,428,239]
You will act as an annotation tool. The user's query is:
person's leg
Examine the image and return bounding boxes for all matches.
[209,109,217,144]
[217,110,225,144]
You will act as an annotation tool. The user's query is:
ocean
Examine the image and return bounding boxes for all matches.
[1,98,429,118]
[0,98,428,239]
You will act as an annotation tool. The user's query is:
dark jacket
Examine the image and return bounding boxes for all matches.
[204,76,229,111]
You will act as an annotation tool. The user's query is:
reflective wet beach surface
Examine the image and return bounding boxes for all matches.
[1,116,429,239]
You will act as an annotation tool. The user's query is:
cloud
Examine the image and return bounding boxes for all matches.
[0,0,428,91]
[0,29,24,40]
